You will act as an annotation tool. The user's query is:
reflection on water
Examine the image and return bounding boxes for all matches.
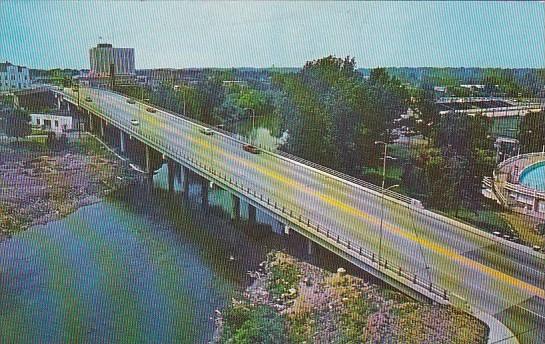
[226,114,287,150]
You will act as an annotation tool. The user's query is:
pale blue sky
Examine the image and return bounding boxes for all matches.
[1,1,544,69]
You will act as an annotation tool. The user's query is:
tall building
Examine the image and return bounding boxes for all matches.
[0,61,30,92]
[89,43,135,78]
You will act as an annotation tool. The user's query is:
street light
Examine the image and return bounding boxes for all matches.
[374,140,398,267]
[243,107,256,144]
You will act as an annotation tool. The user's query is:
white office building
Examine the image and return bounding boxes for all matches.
[89,43,135,78]
[0,62,30,92]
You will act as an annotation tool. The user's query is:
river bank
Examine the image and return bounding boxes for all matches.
[0,135,137,241]
[215,251,488,343]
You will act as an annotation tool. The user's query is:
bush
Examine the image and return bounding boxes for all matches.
[221,304,288,344]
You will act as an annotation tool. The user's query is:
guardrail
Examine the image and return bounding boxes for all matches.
[63,90,449,302]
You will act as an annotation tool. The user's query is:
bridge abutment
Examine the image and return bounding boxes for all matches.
[182,166,190,196]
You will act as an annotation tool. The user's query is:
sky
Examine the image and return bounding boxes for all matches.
[1,1,544,70]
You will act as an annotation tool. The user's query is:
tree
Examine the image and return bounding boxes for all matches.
[519,111,545,153]
[1,109,31,141]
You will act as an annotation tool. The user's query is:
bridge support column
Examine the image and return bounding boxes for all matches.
[120,130,126,153]
[100,119,105,137]
[167,159,176,192]
[307,238,314,256]
[89,114,94,132]
[248,204,256,224]
[145,145,152,176]
[201,178,209,208]
[182,166,190,196]
[232,194,241,221]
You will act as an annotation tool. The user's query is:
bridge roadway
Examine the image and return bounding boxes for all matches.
[62,87,544,343]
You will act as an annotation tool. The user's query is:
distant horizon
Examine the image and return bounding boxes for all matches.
[2,2,544,70]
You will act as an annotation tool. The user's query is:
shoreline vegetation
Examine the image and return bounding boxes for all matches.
[215,251,488,344]
[0,134,138,242]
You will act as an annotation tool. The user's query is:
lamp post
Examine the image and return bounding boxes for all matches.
[243,107,256,144]
[374,140,398,267]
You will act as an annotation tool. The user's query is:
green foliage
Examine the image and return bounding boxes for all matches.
[276,56,409,175]
[221,304,288,344]
[268,256,301,299]
[1,109,31,140]
[519,111,545,153]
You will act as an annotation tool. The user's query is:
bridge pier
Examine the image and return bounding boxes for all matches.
[307,238,314,256]
[182,166,190,196]
[201,178,209,208]
[145,145,152,176]
[89,114,94,132]
[248,204,256,224]
[120,130,126,153]
[232,194,241,221]
[100,118,105,137]
[167,158,176,192]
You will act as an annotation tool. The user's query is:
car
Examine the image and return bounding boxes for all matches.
[533,245,542,252]
[72,87,79,92]
[127,98,136,104]
[243,144,260,154]
[85,96,92,102]
[199,127,213,135]
[146,107,156,113]
[131,119,140,126]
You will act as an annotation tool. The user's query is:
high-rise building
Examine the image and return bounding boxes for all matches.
[0,61,30,92]
[89,43,135,78]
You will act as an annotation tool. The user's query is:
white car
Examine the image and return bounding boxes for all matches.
[131,119,140,126]
[199,127,213,135]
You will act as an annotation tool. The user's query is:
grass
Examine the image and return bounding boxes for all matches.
[267,252,301,299]
[501,212,545,247]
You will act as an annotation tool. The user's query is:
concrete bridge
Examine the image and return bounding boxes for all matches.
[52,86,544,343]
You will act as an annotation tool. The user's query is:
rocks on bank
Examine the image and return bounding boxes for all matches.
[215,251,488,344]
[0,136,137,240]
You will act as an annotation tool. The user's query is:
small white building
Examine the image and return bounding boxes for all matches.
[30,113,73,133]
[0,61,30,92]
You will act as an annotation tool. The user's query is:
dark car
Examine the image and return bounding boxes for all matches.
[243,144,260,154]
[146,107,157,113]
[85,96,92,102]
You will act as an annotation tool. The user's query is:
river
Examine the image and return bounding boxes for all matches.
[0,165,287,343]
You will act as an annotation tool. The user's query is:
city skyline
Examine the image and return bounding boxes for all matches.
[1,1,544,70]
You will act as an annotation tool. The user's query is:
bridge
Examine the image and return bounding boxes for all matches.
[53,86,544,343]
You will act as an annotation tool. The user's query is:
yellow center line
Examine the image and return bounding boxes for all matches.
[102,92,545,299]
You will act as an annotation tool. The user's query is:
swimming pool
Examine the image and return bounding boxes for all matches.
[519,161,545,192]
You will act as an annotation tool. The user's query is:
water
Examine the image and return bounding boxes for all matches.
[519,161,545,192]
[226,114,287,150]
[0,167,283,343]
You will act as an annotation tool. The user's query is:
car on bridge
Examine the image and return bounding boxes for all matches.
[243,144,260,154]
[126,98,136,104]
[85,96,92,102]
[199,127,213,136]
[131,119,140,126]
[146,107,156,113]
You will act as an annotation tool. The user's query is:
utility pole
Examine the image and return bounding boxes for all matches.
[374,140,398,268]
